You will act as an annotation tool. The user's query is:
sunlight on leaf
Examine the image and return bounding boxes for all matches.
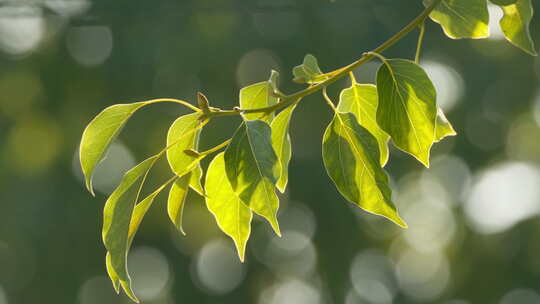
[107,176,174,299]
[167,174,191,235]
[166,112,204,177]
[493,0,537,56]
[323,112,406,227]
[376,59,438,167]
[240,72,279,122]
[205,153,253,261]
[425,0,489,39]
[80,102,146,195]
[435,108,457,142]
[102,155,160,303]
[337,84,390,166]
[293,54,327,84]
[271,104,297,192]
[224,120,281,236]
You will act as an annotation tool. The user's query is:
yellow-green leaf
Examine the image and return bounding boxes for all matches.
[205,153,253,261]
[323,112,406,227]
[435,108,457,142]
[224,120,281,236]
[167,174,190,235]
[293,54,327,84]
[425,0,489,39]
[271,105,297,192]
[376,59,437,167]
[106,177,174,298]
[240,72,279,122]
[495,0,537,56]
[80,102,146,195]
[337,84,390,166]
[102,155,159,303]
[166,112,204,177]
[106,180,172,300]
[189,165,204,196]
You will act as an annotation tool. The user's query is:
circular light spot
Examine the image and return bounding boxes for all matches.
[464,162,540,234]
[193,239,246,295]
[422,60,465,112]
[268,280,321,304]
[128,247,171,301]
[500,289,540,304]
[395,250,450,302]
[278,203,317,239]
[77,276,118,304]
[350,250,396,299]
[422,155,472,203]
[402,199,456,253]
[0,285,7,304]
[72,142,135,195]
[45,0,91,17]
[6,114,63,176]
[66,26,113,67]
[351,279,393,304]
[0,7,44,56]
[236,49,281,87]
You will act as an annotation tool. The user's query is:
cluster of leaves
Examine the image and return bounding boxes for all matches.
[79,0,536,302]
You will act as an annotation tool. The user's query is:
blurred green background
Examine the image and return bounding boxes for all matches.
[1,0,540,303]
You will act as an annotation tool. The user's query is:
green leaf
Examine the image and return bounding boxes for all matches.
[167,174,190,235]
[435,108,457,142]
[166,113,204,177]
[206,153,253,261]
[224,120,281,236]
[376,59,437,167]
[240,72,279,123]
[323,112,406,227]
[271,105,297,193]
[102,155,160,303]
[80,102,146,195]
[293,54,327,84]
[107,176,174,299]
[269,69,280,93]
[189,165,205,196]
[494,0,537,56]
[337,84,390,166]
[425,0,489,39]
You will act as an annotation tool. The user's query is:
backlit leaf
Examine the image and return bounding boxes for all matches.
[337,84,390,166]
[102,155,159,303]
[189,165,204,196]
[224,120,281,235]
[323,112,406,227]
[240,72,279,122]
[435,108,457,142]
[106,177,174,296]
[167,174,190,235]
[206,153,253,261]
[166,112,204,177]
[425,0,489,39]
[493,0,537,56]
[376,59,437,167]
[80,102,145,195]
[271,104,297,192]
[293,54,327,84]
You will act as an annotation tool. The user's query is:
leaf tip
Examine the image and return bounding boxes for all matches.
[85,178,96,197]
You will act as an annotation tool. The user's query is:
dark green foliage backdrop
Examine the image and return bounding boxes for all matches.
[1,0,540,303]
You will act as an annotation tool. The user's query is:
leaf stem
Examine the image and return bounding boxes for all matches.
[145,98,201,112]
[208,0,442,118]
[200,139,232,155]
[415,21,426,63]
[322,87,338,112]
